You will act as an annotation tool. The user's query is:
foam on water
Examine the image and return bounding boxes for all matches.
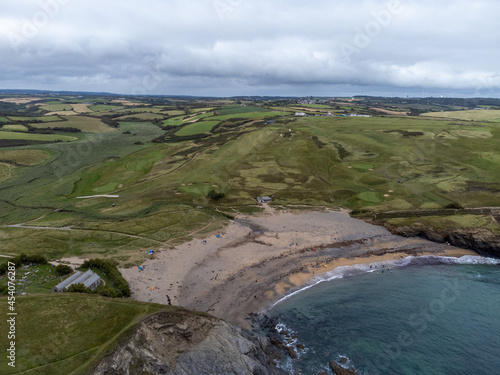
[271,255,500,308]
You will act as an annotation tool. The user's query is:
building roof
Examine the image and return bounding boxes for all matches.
[83,273,102,288]
[54,271,82,291]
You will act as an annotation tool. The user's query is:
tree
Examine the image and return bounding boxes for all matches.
[55,264,73,276]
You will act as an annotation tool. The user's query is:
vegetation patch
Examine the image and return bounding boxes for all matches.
[32,115,116,133]
[0,149,50,165]
[0,131,77,142]
[1,124,29,132]
[175,121,220,136]
[0,294,166,374]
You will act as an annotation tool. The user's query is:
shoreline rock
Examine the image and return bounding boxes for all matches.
[381,222,500,258]
[89,309,288,375]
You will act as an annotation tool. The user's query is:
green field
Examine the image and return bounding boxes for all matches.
[175,120,220,136]
[0,131,77,142]
[32,115,116,133]
[163,115,188,126]
[0,149,51,165]
[210,110,291,121]
[0,294,166,375]
[88,104,124,112]
[117,112,164,121]
[1,97,500,266]
[1,124,29,132]
[216,105,269,115]
[421,109,500,121]
[41,103,74,111]
[7,115,64,123]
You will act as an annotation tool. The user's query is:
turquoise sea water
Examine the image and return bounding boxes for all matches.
[269,256,500,375]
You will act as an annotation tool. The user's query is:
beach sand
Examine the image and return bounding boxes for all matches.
[120,207,478,329]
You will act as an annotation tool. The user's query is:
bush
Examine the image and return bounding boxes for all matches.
[444,202,464,209]
[0,253,48,275]
[66,283,92,294]
[80,258,130,298]
[55,264,73,276]
[207,190,225,201]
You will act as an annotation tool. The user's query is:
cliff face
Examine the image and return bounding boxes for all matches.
[89,309,286,375]
[383,223,500,258]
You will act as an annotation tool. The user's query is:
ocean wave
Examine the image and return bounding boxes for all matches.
[271,255,499,307]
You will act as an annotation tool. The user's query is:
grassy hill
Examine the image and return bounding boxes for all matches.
[0,96,499,266]
[0,294,167,375]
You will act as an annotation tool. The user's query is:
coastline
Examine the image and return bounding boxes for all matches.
[120,207,478,329]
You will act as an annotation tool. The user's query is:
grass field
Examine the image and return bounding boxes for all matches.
[0,131,77,142]
[41,103,74,112]
[88,104,124,112]
[6,115,64,123]
[1,100,500,266]
[117,112,164,121]
[421,109,500,121]
[0,294,166,375]
[32,115,116,133]
[1,124,29,132]
[0,149,51,165]
[71,103,93,113]
[163,115,188,126]
[175,120,220,136]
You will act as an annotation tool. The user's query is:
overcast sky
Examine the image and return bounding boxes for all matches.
[1,0,499,97]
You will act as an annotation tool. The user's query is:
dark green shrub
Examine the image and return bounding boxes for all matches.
[55,264,73,276]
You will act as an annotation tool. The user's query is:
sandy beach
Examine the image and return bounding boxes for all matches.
[120,207,477,329]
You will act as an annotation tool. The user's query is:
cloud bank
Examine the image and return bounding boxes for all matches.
[1,0,499,96]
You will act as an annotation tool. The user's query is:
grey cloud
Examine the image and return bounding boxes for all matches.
[1,0,499,96]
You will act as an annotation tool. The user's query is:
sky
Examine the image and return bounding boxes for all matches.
[1,0,500,97]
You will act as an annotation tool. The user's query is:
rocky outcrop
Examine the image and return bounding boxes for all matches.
[383,223,500,258]
[89,309,287,375]
[329,360,358,375]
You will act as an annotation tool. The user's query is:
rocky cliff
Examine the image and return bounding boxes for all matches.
[382,223,500,258]
[89,309,287,375]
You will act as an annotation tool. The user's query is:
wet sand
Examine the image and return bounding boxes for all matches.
[120,207,477,329]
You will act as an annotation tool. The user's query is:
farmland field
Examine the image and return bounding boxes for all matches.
[0,149,51,165]
[421,109,500,121]
[1,124,29,131]
[71,103,93,113]
[0,131,77,142]
[0,96,500,266]
[7,115,64,122]
[32,115,117,132]
[175,120,220,135]
[88,104,124,112]
[41,103,73,111]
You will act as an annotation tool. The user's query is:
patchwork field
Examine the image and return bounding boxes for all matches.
[32,115,116,133]
[421,109,500,121]
[1,124,29,131]
[0,96,500,266]
[175,120,220,135]
[0,149,51,165]
[0,131,77,142]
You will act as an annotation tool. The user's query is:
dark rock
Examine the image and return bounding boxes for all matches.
[286,346,297,359]
[329,360,357,375]
[89,309,287,375]
[383,223,500,259]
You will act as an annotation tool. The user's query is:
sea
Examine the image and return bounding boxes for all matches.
[268,255,500,375]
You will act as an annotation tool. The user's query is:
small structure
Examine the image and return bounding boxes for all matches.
[256,196,272,204]
[52,269,102,293]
